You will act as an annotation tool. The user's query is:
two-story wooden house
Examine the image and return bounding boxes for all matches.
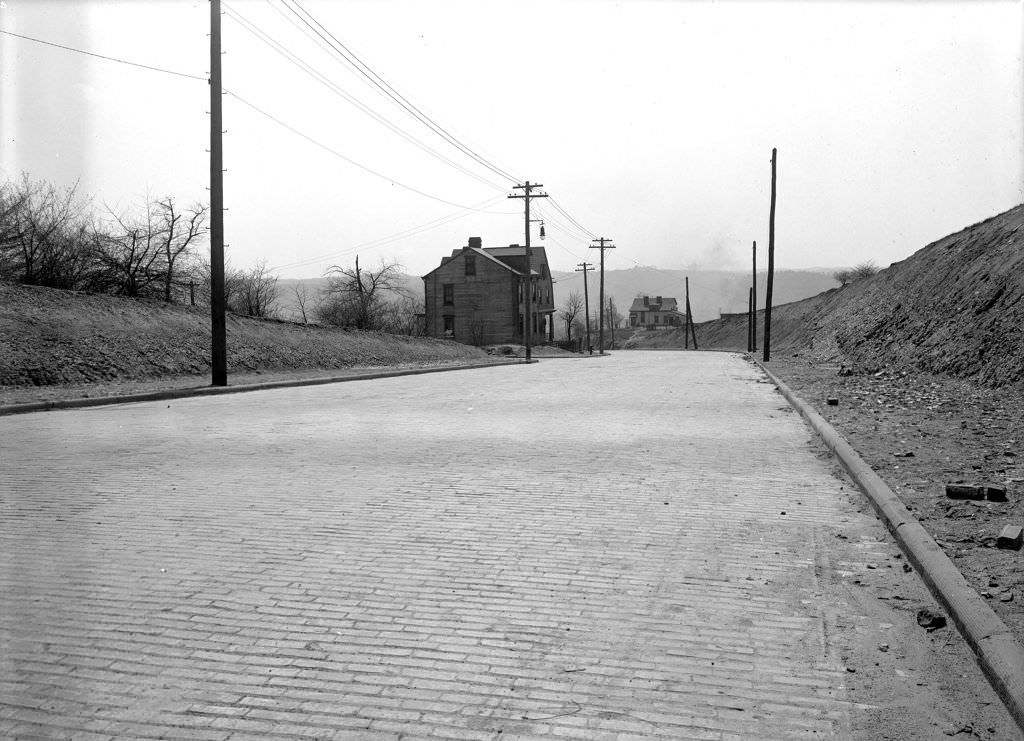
[628,295,685,328]
[422,237,556,346]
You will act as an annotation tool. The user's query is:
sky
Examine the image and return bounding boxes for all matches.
[2,0,1022,280]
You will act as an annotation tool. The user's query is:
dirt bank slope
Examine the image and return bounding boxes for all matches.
[0,282,489,388]
[630,204,1024,388]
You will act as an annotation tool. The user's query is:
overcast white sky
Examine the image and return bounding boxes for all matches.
[2,0,1022,279]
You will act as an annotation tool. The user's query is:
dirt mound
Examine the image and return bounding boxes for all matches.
[0,282,489,388]
[631,204,1024,388]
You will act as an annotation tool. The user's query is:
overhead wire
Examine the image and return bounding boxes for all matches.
[269,194,514,272]
[281,0,523,185]
[4,22,609,272]
[0,28,206,81]
[546,196,599,240]
[222,2,507,193]
[224,90,502,211]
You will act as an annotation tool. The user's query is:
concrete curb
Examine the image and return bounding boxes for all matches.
[0,360,523,417]
[756,359,1024,734]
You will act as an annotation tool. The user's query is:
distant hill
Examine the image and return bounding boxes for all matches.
[630,204,1024,388]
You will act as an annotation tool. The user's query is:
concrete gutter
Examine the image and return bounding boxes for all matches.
[0,360,523,417]
[757,359,1024,734]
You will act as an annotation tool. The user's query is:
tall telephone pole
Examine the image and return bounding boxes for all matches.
[590,237,615,354]
[575,261,594,354]
[763,149,777,363]
[209,0,227,386]
[751,240,757,353]
[509,182,548,361]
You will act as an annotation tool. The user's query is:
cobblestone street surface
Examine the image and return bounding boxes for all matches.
[0,352,1011,740]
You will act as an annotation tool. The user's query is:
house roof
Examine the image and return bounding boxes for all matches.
[422,244,545,279]
[628,296,680,313]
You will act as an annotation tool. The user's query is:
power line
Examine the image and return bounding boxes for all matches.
[222,2,507,192]
[281,0,523,185]
[224,90,499,211]
[547,196,598,240]
[531,205,593,245]
[6,25,520,213]
[269,194,514,272]
[0,28,207,81]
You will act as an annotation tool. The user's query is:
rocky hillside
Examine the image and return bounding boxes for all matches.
[0,283,489,388]
[628,204,1024,388]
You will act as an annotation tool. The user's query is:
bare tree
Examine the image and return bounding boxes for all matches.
[153,198,208,302]
[232,260,279,318]
[833,269,853,287]
[2,175,88,287]
[97,202,164,297]
[852,260,879,279]
[559,290,584,340]
[292,281,312,324]
[319,255,409,330]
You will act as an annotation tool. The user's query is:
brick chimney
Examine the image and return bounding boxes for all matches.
[468,237,482,248]
[656,296,662,304]
[643,296,649,306]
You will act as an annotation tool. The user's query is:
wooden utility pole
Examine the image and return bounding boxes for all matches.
[509,182,548,361]
[686,279,698,350]
[751,240,757,352]
[575,262,593,354]
[747,286,754,352]
[763,149,777,363]
[608,297,616,350]
[209,0,227,386]
[590,237,615,354]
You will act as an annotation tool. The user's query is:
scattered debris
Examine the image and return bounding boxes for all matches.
[826,398,839,406]
[916,608,948,631]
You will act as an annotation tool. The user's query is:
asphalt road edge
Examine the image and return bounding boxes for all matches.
[757,358,1024,735]
[0,360,523,417]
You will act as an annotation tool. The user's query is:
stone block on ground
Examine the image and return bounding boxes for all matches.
[946,484,986,500]
[996,525,1023,550]
[985,485,1008,502]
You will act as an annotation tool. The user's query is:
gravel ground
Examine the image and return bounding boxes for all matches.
[765,355,1024,643]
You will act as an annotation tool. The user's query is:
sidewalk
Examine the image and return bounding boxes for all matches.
[0,351,1016,740]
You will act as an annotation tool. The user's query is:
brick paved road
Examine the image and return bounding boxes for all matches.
[0,352,996,739]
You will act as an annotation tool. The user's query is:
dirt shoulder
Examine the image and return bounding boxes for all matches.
[764,355,1024,645]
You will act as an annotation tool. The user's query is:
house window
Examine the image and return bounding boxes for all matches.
[443,315,454,337]
[540,263,548,278]
[443,284,454,305]
[465,255,476,276]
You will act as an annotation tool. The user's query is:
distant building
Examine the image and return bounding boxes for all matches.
[628,295,686,328]
[422,237,556,346]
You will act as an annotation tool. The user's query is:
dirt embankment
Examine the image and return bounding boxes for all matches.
[659,203,1024,388]
[0,282,490,391]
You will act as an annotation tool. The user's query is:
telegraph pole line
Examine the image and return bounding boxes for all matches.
[575,261,594,354]
[590,237,615,354]
[209,0,227,386]
[751,240,757,353]
[509,182,548,362]
[763,148,777,363]
[608,297,616,350]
